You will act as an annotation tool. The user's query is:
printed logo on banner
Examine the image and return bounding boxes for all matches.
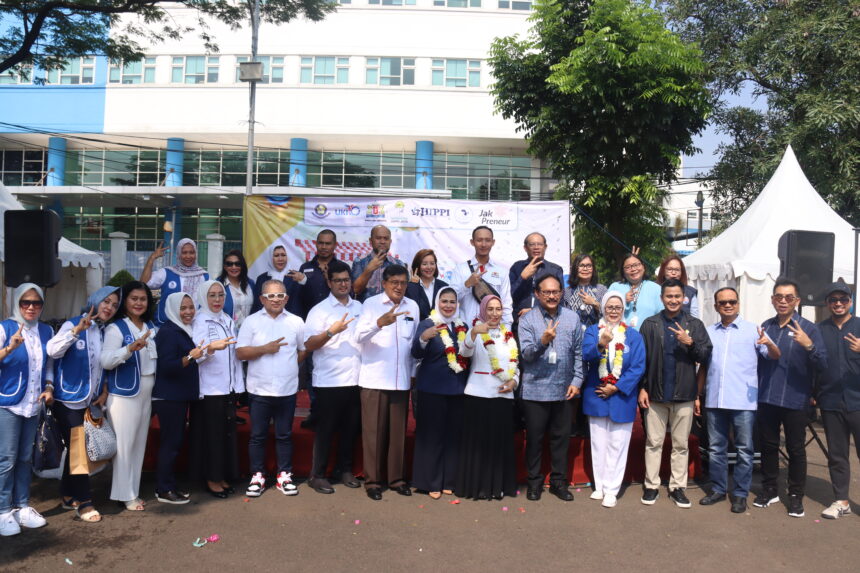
[365,203,386,223]
[478,204,517,229]
[313,204,329,219]
[389,200,409,225]
[453,205,473,226]
[334,204,362,217]
[411,206,451,219]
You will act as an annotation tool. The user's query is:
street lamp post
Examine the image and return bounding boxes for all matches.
[240,0,262,196]
[694,190,705,248]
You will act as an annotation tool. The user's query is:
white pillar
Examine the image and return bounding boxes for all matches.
[108,231,130,278]
[206,233,226,278]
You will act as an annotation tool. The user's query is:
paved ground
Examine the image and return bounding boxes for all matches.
[2,424,858,572]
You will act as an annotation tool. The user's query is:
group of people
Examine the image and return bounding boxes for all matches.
[0,224,857,537]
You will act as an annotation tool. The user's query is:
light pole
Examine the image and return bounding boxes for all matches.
[694,190,705,248]
[240,0,262,196]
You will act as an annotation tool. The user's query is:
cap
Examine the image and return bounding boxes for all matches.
[824,281,853,298]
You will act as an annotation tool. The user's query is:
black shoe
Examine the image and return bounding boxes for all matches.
[156,490,190,505]
[730,496,748,514]
[309,477,335,495]
[392,484,413,497]
[753,489,779,508]
[549,484,574,502]
[339,472,361,489]
[641,488,659,505]
[300,415,318,430]
[527,487,542,501]
[699,491,727,506]
[366,488,383,501]
[206,486,228,499]
[669,488,692,508]
[787,494,805,518]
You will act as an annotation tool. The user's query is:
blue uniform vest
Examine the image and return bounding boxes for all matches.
[104,319,155,397]
[52,316,99,404]
[155,269,209,325]
[220,277,255,321]
[0,319,52,407]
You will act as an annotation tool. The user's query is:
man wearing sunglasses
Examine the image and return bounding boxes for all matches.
[755,278,827,518]
[697,287,780,514]
[815,282,860,520]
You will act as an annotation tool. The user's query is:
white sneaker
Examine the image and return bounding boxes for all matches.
[602,494,618,508]
[821,501,852,520]
[276,471,298,496]
[14,506,47,529]
[0,511,21,536]
[246,472,266,497]
[589,490,604,500]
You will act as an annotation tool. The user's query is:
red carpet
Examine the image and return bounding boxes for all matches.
[144,392,701,486]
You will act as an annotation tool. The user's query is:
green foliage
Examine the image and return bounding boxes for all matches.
[490,0,711,274]
[662,0,860,226]
[0,0,336,75]
[106,269,135,288]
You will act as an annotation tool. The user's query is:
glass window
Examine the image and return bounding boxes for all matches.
[431,59,480,87]
[0,150,45,186]
[109,57,156,84]
[235,56,285,84]
[171,56,219,84]
[430,153,533,200]
[300,56,349,84]
[0,64,33,85]
[498,0,531,8]
[45,57,95,85]
[434,0,481,6]
[365,57,415,86]
[368,0,416,4]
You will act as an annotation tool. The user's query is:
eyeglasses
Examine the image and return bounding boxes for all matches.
[538,290,561,297]
[772,294,798,303]
[207,292,226,299]
[604,305,623,312]
[578,263,593,269]
[261,292,287,301]
[665,267,682,273]
[19,299,43,309]
[716,299,738,306]
[386,280,408,287]
[330,278,350,284]
[526,242,545,248]
[827,296,851,305]
[623,263,643,272]
[223,261,241,267]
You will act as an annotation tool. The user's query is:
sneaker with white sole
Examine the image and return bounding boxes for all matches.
[0,511,20,536]
[246,472,266,497]
[753,489,779,508]
[276,472,298,496]
[601,494,617,508]
[787,494,805,518]
[589,490,604,500]
[821,501,851,520]
[14,506,47,529]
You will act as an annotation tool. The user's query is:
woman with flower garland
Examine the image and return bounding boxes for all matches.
[455,295,519,500]
[581,292,646,508]
[411,287,469,499]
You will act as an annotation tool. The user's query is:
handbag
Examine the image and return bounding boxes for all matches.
[467,260,501,304]
[84,405,117,462]
[33,403,64,473]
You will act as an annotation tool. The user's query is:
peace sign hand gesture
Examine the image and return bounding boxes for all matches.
[786,320,813,349]
[844,332,860,353]
[127,329,152,352]
[377,304,409,328]
[520,256,543,280]
[541,319,560,346]
[329,313,356,335]
[150,240,168,261]
[72,306,98,336]
[465,267,487,288]
[668,322,693,346]
[188,340,208,361]
[261,337,288,354]
[755,327,771,347]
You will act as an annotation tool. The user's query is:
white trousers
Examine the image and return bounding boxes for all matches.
[106,375,154,502]
[589,416,633,497]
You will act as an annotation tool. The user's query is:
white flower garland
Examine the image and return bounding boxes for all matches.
[597,321,627,384]
[429,309,468,374]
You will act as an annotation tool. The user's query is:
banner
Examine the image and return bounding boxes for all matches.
[244,196,571,285]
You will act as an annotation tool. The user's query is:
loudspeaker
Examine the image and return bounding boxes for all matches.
[777,230,834,305]
[4,210,62,288]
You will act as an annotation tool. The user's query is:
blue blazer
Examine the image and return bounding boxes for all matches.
[405,279,449,322]
[153,321,200,401]
[411,317,468,395]
[581,323,646,423]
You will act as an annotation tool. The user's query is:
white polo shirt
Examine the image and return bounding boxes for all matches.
[304,294,362,388]
[354,292,419,391]
[237,308,305,397]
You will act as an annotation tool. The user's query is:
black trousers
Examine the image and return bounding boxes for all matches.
[189,395,239,484]
[311,386,361,478]
[152,400,188,493]
[821,406,860,501]
[522,399,572,488]
[758,402,808,496]
[52,402,91,503]
[412,392,463,493]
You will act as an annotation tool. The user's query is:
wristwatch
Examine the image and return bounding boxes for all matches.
[804,343,815,352]
[325,330,334,338]
[185,353,195,362]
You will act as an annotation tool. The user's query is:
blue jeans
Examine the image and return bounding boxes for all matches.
[0,408,39,513]
[248,394,297,475]
[706,408,755,498]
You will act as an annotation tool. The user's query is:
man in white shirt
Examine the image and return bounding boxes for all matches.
[236,280,306,498]
[354,265,419,500]
[451,226,513,325]
[303,261,363,494]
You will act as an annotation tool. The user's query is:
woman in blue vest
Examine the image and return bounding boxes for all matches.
[100,281,157,512]
[47,285,120,523]
[217,249,255,329]
[141,237,209,325]
[152,293,206,505]
[0,283,54,537]
[189,280,242,498]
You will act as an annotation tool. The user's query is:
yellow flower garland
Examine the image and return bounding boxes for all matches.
[479,324,519,382]
[429,309,468,373]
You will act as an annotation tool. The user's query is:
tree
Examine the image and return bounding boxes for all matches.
[0,0,336,76]
[662,0,860,226]
[490,0,711,278]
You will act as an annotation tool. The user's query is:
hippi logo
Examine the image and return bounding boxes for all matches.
[313,204,329,219]
[334,204,362,216]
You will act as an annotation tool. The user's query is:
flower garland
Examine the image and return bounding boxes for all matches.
[597,321,627,384]
[430,310,468,373]
[476,322,519,382]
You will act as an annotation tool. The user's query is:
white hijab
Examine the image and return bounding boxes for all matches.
[12,282,44,327]
[196,279,228,321]
[266,239,290,282]
[600,291,626,363]
[433,286,462,324]
[164,292,194,337]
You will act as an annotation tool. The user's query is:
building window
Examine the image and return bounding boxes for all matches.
[368,0,416,5]
[109,57,156,84]
[64,149,165,186]
[45,57,95,85]
[305,151,416,189]
[0,65,33,85]
[431,59,480,88]
[431,154,532,200]
[300,56,349,85]
[365,57,415,86]
[497,0,532,9]
[434,0,481,6]
[171,56,219,84]
[0,149,45,185]
[183,149,292,186]
[235,56,284,84]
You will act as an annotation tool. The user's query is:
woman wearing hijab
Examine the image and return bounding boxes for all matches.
[411,287,469,499]
[455,295,519,501]
[189,280,242,498]
[141,237,210,324]
[47,285,120,523]
[217,249,256,329]
[101,281,157,512]
[250,240,302,315]
[0,283,53,536]
[607,252,662,330]
[582,292,646,508]
[152,293,206,505]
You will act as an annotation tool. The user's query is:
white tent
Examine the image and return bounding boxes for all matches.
[0,183,104,321]
[684,145,857,326]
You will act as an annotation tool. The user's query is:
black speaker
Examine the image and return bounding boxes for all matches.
[4,210,62,288]
[777,230,834,305]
